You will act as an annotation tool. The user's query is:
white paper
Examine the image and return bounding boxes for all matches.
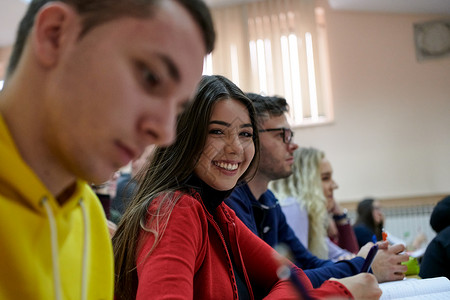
[379,277,450,299]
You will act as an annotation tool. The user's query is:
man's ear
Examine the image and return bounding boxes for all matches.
[31,3,79,68]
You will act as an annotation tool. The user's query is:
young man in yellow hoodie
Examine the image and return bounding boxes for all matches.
[0,0,215,299]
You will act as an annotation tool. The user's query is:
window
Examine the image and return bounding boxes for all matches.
[206,0,333,127]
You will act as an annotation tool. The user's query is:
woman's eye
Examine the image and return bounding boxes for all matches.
[209,129,223,135]
[240,131,253,138]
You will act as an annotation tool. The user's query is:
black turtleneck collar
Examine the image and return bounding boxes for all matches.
[183,173,233,214]
[184,174,252,300]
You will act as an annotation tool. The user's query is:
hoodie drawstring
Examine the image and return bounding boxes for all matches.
[41,197,88,300]
[41,197,62,300]
[78,199,88,300]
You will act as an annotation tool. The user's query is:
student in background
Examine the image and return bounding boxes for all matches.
[419,195,450,280]
[91,171,121,237]
[354,198,416,250]
[270,147,359,261]
[353,198,385,248]
[112,75,379,299]
[225,93,409,289]
[0,0,215,298]
[112,145,155,221]
[92,171,120,220]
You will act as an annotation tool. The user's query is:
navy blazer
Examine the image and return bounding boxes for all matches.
[225,183,365,288]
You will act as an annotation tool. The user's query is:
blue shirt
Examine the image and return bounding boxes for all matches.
[353,224,377,248]
[225,183,365,288]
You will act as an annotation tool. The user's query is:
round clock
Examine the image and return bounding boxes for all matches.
[415,21,450,56]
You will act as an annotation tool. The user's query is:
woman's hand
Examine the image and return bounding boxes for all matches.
[329,273,382,300]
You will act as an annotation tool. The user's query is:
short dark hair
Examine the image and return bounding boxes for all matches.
[6,0,215,77]
[430,195,450,233]
[245,93,289,125]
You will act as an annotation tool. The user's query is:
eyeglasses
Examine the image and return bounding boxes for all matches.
[259,127,294,144]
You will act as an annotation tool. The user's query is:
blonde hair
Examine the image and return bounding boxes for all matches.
[270,147,329,259]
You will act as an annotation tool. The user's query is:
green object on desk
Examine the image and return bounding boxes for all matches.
[402,256,420,276]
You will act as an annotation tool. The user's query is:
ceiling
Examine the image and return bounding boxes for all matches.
[1,0,450,46]
[326,0,450,15]
[206,0,450,14]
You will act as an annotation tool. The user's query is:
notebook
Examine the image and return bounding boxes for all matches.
[379,276,450,299]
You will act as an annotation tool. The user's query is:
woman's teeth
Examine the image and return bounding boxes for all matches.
[214,161,238,171]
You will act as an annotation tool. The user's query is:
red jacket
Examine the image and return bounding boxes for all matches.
[136,191,353,299]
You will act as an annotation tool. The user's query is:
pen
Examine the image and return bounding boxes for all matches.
[372,234,377,244]
[360,244,378,273]
[277,265,313,300]
[275,243,312,300]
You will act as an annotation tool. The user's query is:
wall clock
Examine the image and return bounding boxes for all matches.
[414,20,450,61]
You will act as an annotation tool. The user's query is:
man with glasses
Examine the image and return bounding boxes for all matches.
[225,93,408,292]
[258,127,294,144]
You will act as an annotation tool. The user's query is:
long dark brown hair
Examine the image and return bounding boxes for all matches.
[354,198,383,240]
[112,75,260,299]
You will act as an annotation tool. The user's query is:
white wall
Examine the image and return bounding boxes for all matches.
[294,0,450,202]
[1,0,448,203]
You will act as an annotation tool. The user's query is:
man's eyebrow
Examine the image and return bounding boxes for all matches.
[241,123,253,128]
[160,54,180,82]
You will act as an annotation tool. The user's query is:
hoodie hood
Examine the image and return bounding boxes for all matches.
[0,114,83,214]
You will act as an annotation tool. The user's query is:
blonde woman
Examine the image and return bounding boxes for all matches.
[270,147,358,260]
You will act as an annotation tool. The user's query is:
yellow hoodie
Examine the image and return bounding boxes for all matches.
[0,115,113,299]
